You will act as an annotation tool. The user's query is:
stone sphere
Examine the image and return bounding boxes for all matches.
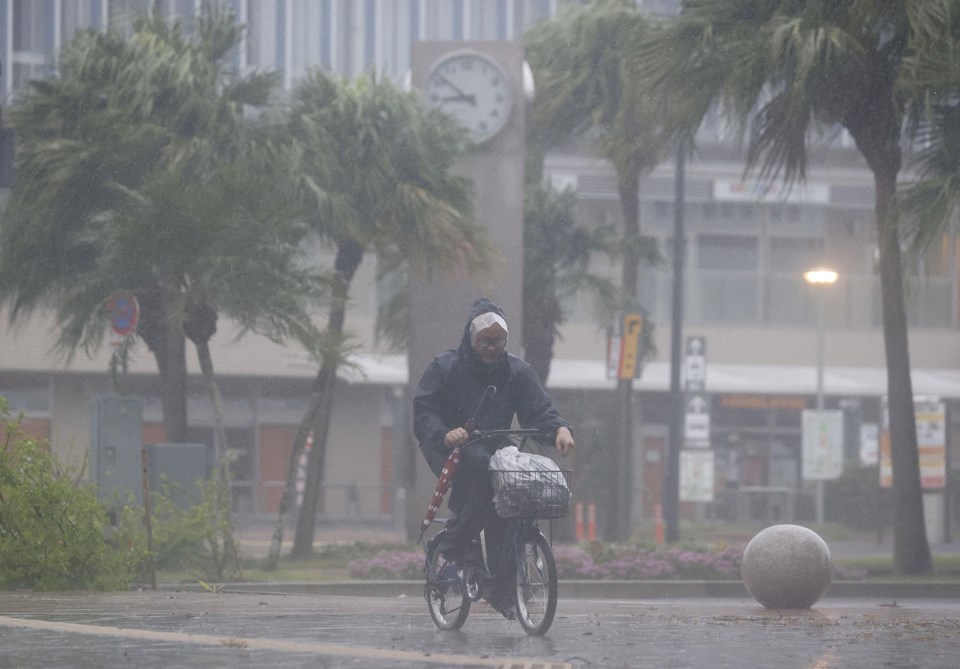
[741,524,832,609]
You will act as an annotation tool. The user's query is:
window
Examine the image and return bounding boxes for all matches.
[467,0,504,40]
[12,0,53,89]
[696,235,758,322]
[423,0,458,40]
[765,238,823,325]
[246,0,281,72]
[290,0,327,81]
[62,0,103,41]
[109,0,153,32]
[698,235,757,271]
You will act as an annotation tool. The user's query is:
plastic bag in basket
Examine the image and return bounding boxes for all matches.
[489,446,570,518]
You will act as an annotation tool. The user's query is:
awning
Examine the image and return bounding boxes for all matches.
[341,354,960,399]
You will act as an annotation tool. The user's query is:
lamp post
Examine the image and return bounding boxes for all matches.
[804,268,838,524]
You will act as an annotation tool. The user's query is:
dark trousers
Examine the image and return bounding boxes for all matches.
[447,442,512,608]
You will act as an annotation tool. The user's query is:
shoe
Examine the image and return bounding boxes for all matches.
[487,585,515,619]
[438,562,460,583]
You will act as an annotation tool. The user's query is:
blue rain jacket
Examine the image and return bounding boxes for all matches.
[413,298,570,477]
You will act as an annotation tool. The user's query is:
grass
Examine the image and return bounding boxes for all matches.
[834,554,960,580]
[155,541,412,584]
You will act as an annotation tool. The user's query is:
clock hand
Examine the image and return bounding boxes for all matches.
[441,94,477,105]
[438,74,469,98]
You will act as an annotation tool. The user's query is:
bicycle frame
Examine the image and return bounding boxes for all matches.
[422,428,566,635]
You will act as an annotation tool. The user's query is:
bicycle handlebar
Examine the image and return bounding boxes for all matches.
[466,428,546,443]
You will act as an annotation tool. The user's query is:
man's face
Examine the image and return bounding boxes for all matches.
[472,323,507,365]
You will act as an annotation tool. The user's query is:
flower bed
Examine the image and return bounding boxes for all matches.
[345,543,869,581]
[346,550,424,580]
[553,544,742,580]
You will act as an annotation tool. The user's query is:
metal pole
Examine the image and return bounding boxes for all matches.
[815,289,825,524]
[665,146,686,543]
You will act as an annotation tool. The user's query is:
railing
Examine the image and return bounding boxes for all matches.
[621,270,958,330]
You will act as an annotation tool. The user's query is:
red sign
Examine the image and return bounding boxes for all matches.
[107,293,139,337]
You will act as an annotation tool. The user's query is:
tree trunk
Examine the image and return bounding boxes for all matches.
[288,239,365,560]
[184,303,239,576]
[264,395,322,569]
[522,318,557,384]
[612,166,641,541]
[184,303,226,466]
[192,336,239,571]
[873,165,934,575]
[137,292,188,443]
[194,339,228,472]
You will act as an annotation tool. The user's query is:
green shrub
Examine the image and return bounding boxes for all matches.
[0,398,140,590]
[824,464,884,531]
[113,468,240,583]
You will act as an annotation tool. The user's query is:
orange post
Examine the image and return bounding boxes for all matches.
[655,502,665,545]
[587,502,597,542]
[575,502,585,542]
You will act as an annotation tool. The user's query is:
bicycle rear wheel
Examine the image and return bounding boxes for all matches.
[425,532,470,630]
[513,532,558,635]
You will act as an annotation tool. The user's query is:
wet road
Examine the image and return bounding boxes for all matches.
[1,591,958,668]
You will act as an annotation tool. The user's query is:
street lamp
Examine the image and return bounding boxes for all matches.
[804,267,838,524]
[803,268,838,410]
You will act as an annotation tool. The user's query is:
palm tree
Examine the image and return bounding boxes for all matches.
[898,6,960,251]
[525,0,667,538]
[267,71,493,562]
[521,182,620,383]
[634,0,960,575]
[0,10,326,454]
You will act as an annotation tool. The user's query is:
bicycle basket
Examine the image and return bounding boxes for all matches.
[492,469,571,519]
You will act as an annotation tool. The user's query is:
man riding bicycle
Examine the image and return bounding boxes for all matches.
[414,298,575,618]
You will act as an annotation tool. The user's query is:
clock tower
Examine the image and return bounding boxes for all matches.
[405,41,527,537]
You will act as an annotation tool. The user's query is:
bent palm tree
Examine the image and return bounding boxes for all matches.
[635,0,960,574]
[266,71,493,562]
[0,9,309,446]
[526,0,666,538]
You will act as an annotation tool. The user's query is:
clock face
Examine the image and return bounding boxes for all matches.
[424,52,512,143]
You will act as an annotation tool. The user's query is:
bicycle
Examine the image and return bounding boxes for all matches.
[421,428,571,636]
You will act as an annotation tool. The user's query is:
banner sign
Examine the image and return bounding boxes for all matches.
[802,409,844,481]
[879,396,946,489]
[606,313,644,379]
[680,450,714,502]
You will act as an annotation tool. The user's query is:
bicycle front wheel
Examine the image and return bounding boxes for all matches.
[513,532,558,635]
[425,532,470,631]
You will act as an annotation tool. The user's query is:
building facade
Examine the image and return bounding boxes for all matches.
[1,0,957,539]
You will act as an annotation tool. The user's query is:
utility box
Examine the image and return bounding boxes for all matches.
[144,443,207,508]
[90,396,143,506]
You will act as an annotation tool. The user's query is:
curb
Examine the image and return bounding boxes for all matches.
[156,579,960,600]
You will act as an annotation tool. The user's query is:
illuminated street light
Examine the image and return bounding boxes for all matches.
[805,267,839,525]
[804,268,839,286]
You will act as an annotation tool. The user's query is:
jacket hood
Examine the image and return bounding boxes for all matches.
[458,298,508,364]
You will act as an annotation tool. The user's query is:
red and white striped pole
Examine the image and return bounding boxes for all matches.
[587,502,597,542]
[575,502,585,542]
[655,502,665,545]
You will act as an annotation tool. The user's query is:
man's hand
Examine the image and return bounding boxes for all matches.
[444,427,469,450]
[555,427,575,457]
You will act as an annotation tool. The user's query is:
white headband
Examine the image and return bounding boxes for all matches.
[469,312,508,345]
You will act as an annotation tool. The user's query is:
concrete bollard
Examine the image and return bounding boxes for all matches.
[741,524,832,609]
